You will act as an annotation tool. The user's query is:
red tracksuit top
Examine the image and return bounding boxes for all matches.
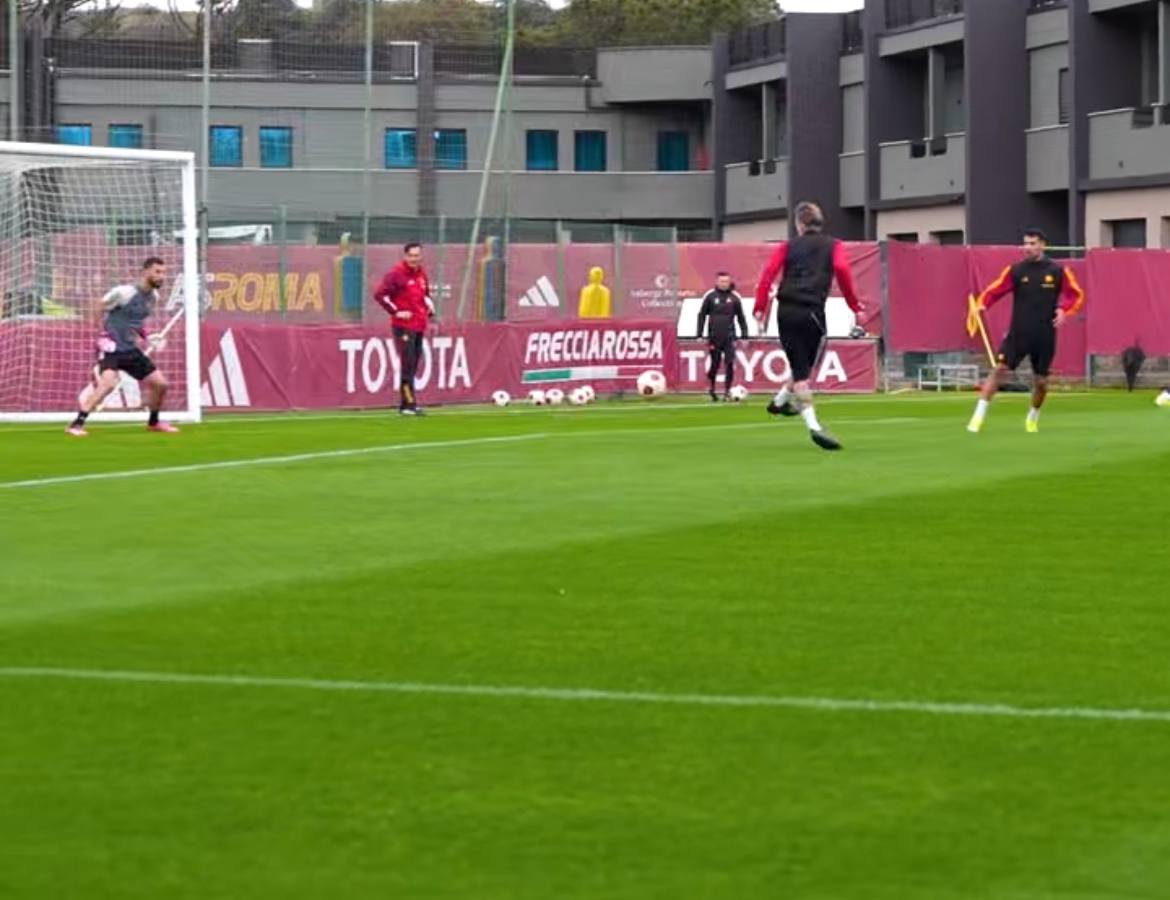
[373,261,431,333]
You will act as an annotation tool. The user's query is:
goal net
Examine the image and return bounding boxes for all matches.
[0,142,200,423]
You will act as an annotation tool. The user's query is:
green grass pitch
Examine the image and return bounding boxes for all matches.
[2,393,1169,899]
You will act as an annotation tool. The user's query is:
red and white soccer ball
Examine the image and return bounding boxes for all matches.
[581,385,596,403]
[545,388,566,406]
[492,389,511,407]
[569,387,588,406]
[636,370,667,398]
[528,389,547,406]
[728,385,749,403]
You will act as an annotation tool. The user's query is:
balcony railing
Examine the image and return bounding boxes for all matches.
[728,19,787,68]
[842,12,864,54]
[1028,0,1067,11]
[885,0,963,30]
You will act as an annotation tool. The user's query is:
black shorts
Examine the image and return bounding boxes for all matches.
[777,305,827,382]
[998,327,1055,377]
[98,349,156,381]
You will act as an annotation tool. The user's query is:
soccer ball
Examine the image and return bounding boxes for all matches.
[728,385,749,403]
[636,370,667,398]
[492,389,511,407]
[569,387,588,406]
[581,385,596,403]
[546,388,566,405]
[1156,389,1170,408]
[528,389,547,406]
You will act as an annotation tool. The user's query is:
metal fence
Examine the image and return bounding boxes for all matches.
[885,0,963,30]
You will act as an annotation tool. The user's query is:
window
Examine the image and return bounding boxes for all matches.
[1108,219,1147,248]
[209,126,243,167]
[574,131,607,172]
[384,128,417,169]
[108,124,143,149]
[888,232,919,243]
[56,125,92,146]
[932,230,965,245]
[434,129,468,170]
[526,130,558,171]
[259,127,293,168]
[657,131,690,172]
[1058,68,1069,126]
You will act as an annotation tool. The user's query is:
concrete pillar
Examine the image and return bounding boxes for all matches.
[1160,0,1170,106]
[762,82,775,159]
[927,47,946,139]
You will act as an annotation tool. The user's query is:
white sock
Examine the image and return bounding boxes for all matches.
[772,385,790,406]
[972,398,989,420]
[800,405,822,432]
[1027,407,1040,422]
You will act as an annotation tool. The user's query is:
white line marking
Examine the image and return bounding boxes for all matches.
[1,667,1167,724]
[0,433,547,490]
[0,418,921,490]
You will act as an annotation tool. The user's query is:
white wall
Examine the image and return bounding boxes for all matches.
[875,204,966,242]
[722,218,787,242]
[1085,187,1170,248]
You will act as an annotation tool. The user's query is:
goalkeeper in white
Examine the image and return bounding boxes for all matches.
[67,257,177,436]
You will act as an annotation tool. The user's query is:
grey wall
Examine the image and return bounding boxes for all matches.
[787,13,857,238]
[1030,43,1069,128]
[842,84,865,152]
[1070,0,1148,241]
[967,0,1058,244]
[597,47,712,104]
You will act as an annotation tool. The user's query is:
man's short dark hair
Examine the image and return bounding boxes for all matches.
[716,271,731,278]
[1022,227,1048,243]
[404,242,422,254]
[142,256,165,269]
[795,201,825,233]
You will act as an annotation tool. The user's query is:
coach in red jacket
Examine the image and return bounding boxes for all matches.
[373,242,435,416]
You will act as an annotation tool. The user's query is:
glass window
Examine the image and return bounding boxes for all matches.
[434,129,468,170]
[259,126,293,168]
[384,128,417,169]
[657,131,690,172]
[209,126,243,167]
[1109,219,1147,248]
[108,124,143,149]
[56,125,92,146]
[574,131,606,172]
[526,130,558,171]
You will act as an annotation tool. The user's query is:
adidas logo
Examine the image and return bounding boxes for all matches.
[200,329,251,408]
[518,276,560,308]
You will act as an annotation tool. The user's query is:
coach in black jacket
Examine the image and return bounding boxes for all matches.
[696,272,749,401]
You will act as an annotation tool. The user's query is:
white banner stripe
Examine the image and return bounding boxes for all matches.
[208,356,231,408]
[536,275,560,308]
[1,667,1167,724]
[219,331,251,408]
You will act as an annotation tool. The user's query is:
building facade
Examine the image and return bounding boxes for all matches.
[2,0,1169,247]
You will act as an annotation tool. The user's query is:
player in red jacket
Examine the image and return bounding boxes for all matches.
[373,242,436,415]
[753,202,864,451]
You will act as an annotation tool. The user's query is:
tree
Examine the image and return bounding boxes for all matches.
[553,0,779,46]
[18,0,123,36]
[230,0,301,39]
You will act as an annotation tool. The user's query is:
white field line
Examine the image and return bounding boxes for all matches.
[0,433,547,490]
[0,391,1114,432]
[0,419,919,490]
[0,666,1167,724]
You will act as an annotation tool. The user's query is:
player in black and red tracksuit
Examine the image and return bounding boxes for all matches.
[696,272,749,401]
[966,227,1085,434]
[753,201,864,451]
[373,242,436,416]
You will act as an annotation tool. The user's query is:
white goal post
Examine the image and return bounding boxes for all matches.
[0,141,200,423]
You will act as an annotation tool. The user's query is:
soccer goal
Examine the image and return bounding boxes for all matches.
[0,141,200,423]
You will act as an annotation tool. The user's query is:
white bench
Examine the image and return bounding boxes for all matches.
[917,363,981,391]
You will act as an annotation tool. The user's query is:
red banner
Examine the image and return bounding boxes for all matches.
[1085,249,1170,355]
[196,321,876,412]
[675,339,879,394]
[888,243,1087,376]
